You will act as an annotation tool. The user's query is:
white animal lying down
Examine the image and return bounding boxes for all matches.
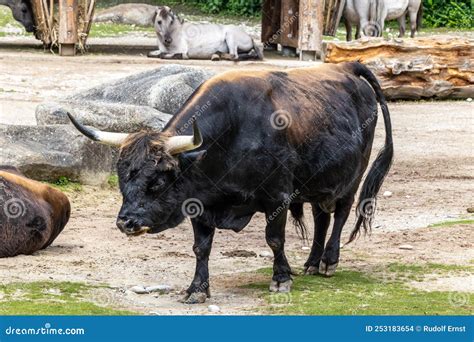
[148,6,263,61]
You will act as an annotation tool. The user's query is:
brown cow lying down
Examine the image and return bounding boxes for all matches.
[0,166,70,257]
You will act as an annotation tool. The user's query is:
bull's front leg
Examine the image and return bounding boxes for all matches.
[265,206,292,293]
[181,220,215,304]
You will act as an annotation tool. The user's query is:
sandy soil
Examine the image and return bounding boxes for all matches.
[0,49,472,315]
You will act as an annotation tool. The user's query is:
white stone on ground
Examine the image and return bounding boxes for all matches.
[208,305,221,313]
[399,244,414,250]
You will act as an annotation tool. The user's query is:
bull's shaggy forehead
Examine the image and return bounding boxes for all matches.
[118,131,177,174]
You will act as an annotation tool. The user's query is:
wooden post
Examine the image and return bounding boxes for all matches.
[323,0,346,36]
[261,0,282,50]
[59,0,77,56]
[298,0,323,60]
[280,0,299,56]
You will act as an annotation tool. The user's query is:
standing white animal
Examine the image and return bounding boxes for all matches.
[148,6,263,61]
[344,0,422,41]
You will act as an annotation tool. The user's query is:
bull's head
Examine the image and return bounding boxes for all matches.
[67,113,204,236]
[11,0,35,33]
[152,6,183,47]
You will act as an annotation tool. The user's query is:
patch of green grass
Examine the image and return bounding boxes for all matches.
[0,281,135,315]
[47,177,83,192]
[382,262,473,282]
[89,22,155,38]
[0,8,25,34]
[246,266,473,315]
[107,174,119,188]
[429,219,474,228]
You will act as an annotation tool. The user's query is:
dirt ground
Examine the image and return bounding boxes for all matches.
[0,48,472,314]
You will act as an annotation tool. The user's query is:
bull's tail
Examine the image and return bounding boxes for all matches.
[289,203,308,241]
[416,3,423,31]
[347,62,394,243]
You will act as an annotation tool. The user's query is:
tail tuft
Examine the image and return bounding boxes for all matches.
[289,203,308,241]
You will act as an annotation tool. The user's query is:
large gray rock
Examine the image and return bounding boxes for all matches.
[0,125,115,185]
[36,102,172,132]
[36,65,215,131]
[93,4,157,26]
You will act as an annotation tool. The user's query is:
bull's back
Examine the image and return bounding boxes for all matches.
[169,62,379,202]
[0,170,70,257]
[280,63,379,200]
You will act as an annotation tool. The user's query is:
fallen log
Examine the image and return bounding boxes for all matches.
[322,36,474,100]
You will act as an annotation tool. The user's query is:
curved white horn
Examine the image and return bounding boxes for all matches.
[67,113,129,147]
[166,121,203,155]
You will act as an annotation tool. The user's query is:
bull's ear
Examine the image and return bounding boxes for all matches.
[179,150,207,168]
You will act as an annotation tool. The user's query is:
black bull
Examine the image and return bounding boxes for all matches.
[68,61,393,304]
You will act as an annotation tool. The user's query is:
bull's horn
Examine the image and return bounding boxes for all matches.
[166,121,203,155]
[67,113,129,147]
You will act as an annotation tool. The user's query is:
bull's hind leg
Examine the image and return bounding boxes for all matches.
[265,207,292,292]
[304,204,331,275]
[181,220,215,304]
[319,196,354,277]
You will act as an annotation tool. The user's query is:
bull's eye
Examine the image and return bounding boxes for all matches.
[157,20,162,25]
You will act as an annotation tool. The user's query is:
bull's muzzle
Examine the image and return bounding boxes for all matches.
[116,217,150,236]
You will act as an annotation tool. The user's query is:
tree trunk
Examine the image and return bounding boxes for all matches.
[322,36,474,100]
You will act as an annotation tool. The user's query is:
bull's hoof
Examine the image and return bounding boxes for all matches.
[179,292,208,304]
[269,279,292,293]
[304,265,319,275]
[211,53,220,61]
[319,261,338,277]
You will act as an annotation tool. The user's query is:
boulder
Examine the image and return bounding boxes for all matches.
[93,4,157,26]
[0,125,115,185]
[36,102,172,132]
[36,65,215,131]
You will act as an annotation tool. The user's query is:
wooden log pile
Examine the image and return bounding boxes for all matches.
[322,36,474,100]
[30,0,95,55]
[323,0,345,36]
[262,0,344,60]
